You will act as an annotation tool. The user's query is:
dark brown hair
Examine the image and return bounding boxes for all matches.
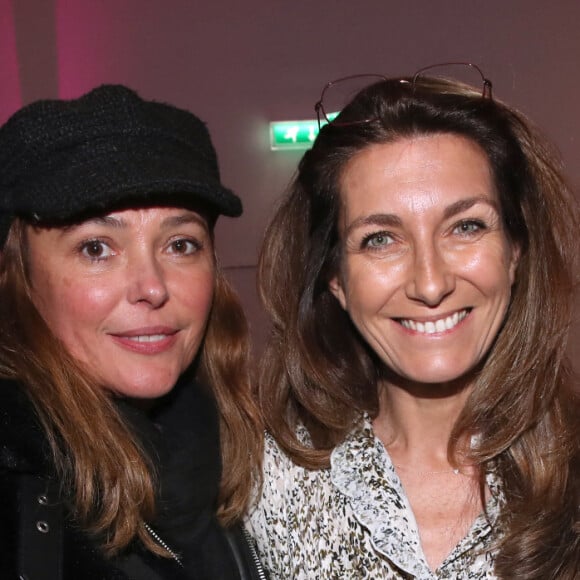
[258,77,579,578]
[0,218,262,556]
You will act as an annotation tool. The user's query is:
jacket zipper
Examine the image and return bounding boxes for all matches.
[144,523,184,568]
[146,521,267,579]
[242,525,268,580]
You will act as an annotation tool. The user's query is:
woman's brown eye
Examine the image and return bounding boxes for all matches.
[170,239,199,255]
[85,241,103,256]
[80,240,111,260]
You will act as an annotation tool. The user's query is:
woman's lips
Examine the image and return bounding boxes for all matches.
[397,308,471,335]
[110,327,179,354]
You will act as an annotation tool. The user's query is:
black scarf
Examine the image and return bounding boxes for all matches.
[116,376,241,579]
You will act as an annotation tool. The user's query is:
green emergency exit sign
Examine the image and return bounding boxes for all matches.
[269,113,337,151]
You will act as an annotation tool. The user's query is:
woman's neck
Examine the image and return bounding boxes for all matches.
[372,375,473,469]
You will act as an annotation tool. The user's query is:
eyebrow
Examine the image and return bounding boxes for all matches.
[160,213,209,229]
[61,211,209,232]
[344,214,402,237]
[57,216,121,234]
[344,195,498,236]
[442,196,499,219]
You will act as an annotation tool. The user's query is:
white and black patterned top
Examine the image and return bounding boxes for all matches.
[246,416,503,579]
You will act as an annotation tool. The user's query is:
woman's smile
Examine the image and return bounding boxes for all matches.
[109,326,180,353]
[397,308,471,335]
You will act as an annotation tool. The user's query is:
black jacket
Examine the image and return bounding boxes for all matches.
[0,377,263,580]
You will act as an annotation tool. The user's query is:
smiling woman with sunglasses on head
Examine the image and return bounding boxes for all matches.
[0,85,264,579]
[246,64,579,579]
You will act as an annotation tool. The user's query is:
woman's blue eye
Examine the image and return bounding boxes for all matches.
[453,220,486,235]
[363,232,392,249]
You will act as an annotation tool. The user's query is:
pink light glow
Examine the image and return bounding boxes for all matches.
[0,0,22,123]
[56,0,108,98]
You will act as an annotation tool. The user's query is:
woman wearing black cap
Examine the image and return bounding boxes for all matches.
[0,85,264,579]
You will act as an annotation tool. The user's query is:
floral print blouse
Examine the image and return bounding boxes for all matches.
[246,416,503,579]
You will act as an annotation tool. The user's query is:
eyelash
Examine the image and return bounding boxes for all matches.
[452,219,488,236]
[77,236,204,260]
[360,231,394,250]
[168,237,203,255]
[78,238,112,262]
[358,218,489,251]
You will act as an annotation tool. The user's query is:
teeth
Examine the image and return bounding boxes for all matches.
[126,334,167,343]
[401,310,468,334]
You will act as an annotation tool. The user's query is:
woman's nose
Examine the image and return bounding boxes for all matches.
[126,253,169,308]
[405,243,455,306]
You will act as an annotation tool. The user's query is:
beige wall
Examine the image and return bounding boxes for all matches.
[2,0,579,363]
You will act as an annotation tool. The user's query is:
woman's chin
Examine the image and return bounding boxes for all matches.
[103,369,183,401]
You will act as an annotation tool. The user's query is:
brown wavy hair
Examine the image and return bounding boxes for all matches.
[257,76,579,578]
[0,218,262,556]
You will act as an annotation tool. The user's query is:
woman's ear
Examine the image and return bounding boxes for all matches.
[328,275,347,310]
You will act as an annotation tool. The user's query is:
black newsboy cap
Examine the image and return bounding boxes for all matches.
[0,84,242,245]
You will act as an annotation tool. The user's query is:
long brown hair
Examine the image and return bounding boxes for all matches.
[201,264,263,524]
[258,76,579,577]
[0,218,261,556]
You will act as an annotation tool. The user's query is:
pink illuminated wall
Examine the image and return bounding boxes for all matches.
[0,0,21,123]
[56,1,131,99]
